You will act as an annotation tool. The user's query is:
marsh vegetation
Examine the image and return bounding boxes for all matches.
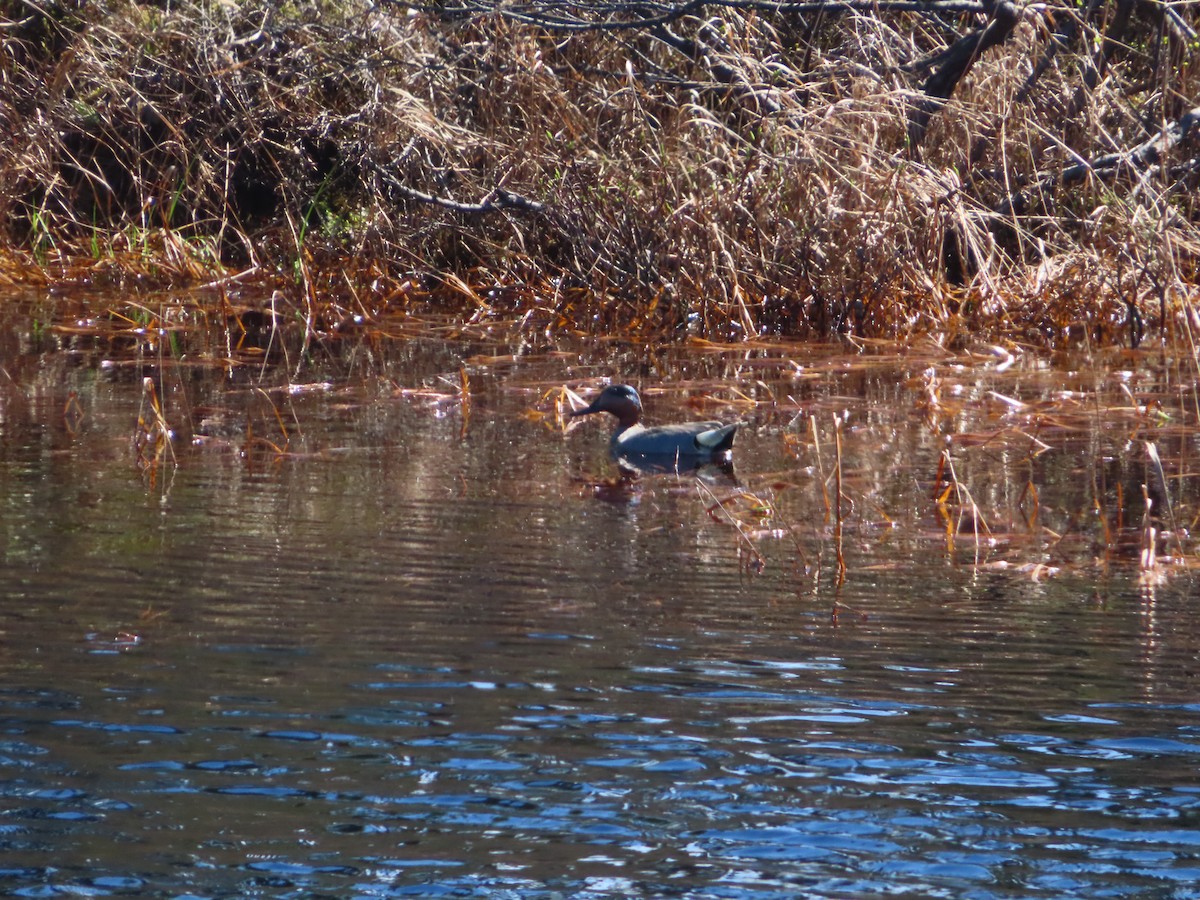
[0,0,1197,343]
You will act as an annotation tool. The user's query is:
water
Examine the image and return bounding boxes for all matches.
[2,295,1200,897]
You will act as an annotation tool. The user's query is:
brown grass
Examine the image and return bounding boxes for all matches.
[0,0,1197,345]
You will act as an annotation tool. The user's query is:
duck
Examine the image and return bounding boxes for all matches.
[569,384,740,462]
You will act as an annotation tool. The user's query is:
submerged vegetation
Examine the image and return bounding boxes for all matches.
[0,0,1197,343]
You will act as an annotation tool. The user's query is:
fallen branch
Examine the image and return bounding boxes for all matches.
[375,164,547,215]
[997,107,1200,217]
[403,0,991,31]
[906,0,1023,149]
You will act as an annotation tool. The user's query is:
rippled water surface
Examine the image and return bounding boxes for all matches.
[2,294,1200,897]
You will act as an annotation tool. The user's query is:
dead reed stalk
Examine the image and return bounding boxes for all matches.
[0,1,1195,345]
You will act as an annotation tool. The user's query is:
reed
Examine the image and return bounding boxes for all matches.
[0,0,1196,345]
[135,375,175,475]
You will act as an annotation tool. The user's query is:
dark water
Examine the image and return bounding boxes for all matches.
[2,295,1200,897]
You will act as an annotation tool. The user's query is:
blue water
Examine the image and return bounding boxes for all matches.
[1,304,1199,897]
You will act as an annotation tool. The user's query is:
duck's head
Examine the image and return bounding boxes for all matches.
[570,384,643,428]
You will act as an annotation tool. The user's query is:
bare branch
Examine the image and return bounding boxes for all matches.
[373,164,547,215]
[997,107,1200,217]
[398,0,991,30]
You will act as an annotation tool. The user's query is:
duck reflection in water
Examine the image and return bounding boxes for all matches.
[580,455,739,503]
[616,453,737,478]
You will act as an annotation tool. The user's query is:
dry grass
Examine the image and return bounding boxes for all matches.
[0,0,1197,344]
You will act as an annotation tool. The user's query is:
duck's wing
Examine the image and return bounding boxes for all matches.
[615,421,742,455]
[694,422,739,453]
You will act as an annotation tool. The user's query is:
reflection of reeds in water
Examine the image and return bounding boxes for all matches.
[678,346,1199,586]
[135,376,175,478]
[697,481,768,575]
[1137,442,1186,588]
[539,348,1199,591]
[16,295,1197,586]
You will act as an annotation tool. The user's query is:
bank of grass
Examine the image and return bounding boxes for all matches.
[0,0,1197,345]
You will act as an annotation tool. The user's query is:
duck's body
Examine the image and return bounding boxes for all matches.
[570,384,739,461]
[609,420,739,456]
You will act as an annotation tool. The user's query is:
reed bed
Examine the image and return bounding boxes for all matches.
[0,0,1197,344]
[559,344,1199,592]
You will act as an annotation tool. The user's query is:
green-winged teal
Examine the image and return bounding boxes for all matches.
[570,384,740,461]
